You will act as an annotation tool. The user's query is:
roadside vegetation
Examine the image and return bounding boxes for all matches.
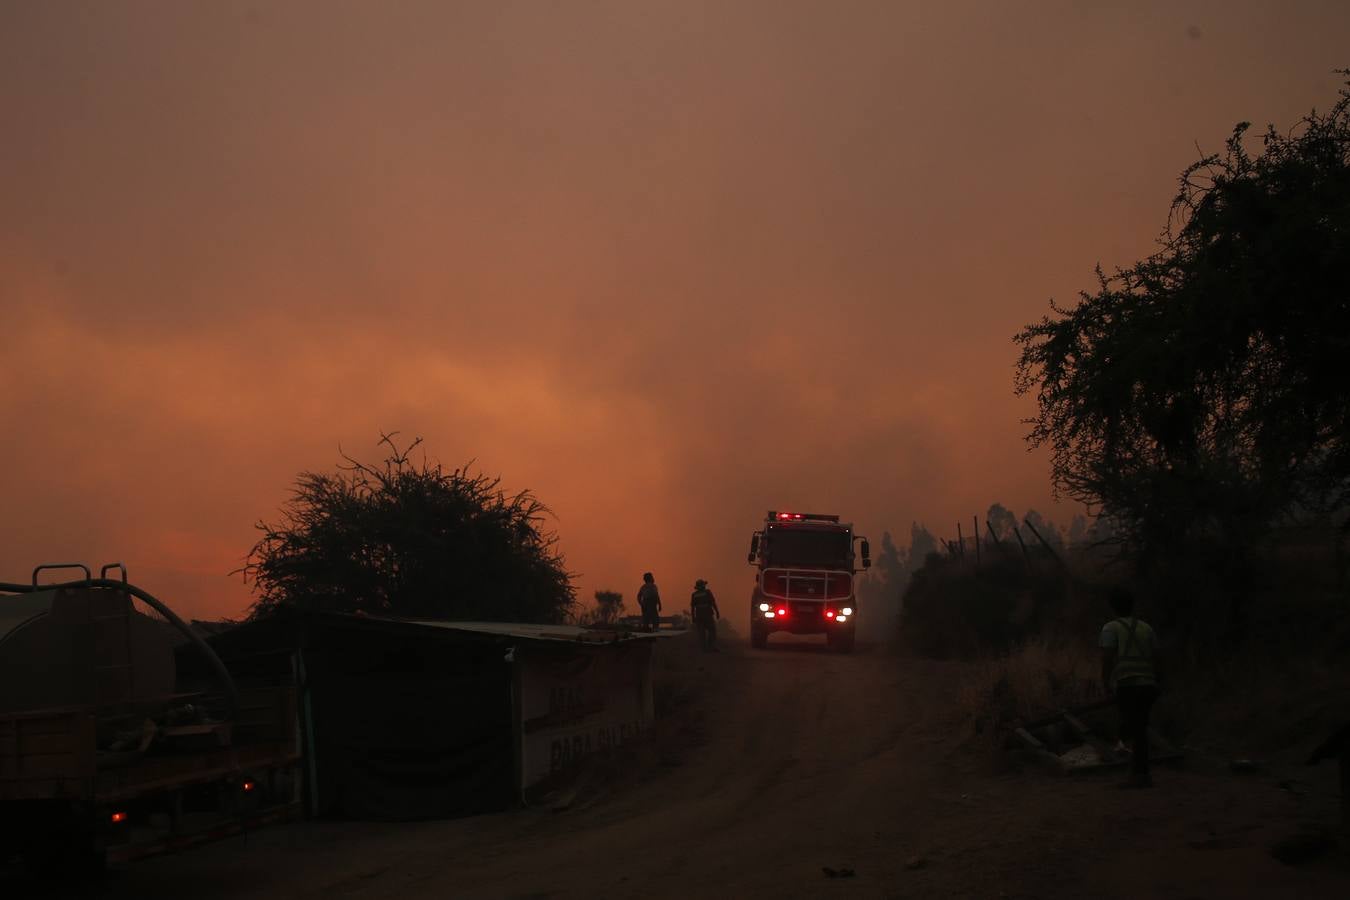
[574,589,627,626]
[901,74,1350,759]
[907,521,1350,760]
[239,432,576,622]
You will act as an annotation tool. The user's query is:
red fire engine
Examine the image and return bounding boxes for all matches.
[746,511,870,652]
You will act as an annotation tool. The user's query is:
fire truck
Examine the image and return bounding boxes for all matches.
[746,512,870,652]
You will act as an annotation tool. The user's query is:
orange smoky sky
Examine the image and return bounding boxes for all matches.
[3,2,1349,619]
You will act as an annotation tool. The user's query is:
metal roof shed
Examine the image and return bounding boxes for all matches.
[184,611,655,820]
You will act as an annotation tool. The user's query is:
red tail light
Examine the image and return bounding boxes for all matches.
[242,780,256,793]
[775,607,787,617]
[110,811,127,824]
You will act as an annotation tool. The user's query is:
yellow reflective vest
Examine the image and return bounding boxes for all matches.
[1104,617,1157,688]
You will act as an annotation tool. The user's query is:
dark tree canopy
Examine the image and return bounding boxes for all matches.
[1015,75,1350,555]
[985,503,1017,542]
[1023,510,1062,548]
[908,522,939,564]
[242,434,575,622]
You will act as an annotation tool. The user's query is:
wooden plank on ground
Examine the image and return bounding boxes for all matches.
[1061,710,1127,766]
[1013,727,1066,772]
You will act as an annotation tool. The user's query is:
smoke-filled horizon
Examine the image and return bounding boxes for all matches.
[3,2,1348,618]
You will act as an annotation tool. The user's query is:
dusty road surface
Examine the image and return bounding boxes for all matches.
[18,635,1350,899]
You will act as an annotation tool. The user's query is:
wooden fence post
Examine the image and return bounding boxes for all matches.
[986,519,1004,548]
[1022,517,1065,568]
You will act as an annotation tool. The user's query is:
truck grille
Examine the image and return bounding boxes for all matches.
[761,569,852,600]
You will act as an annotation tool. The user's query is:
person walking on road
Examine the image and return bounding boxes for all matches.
[637,572,662,632]
[1100,586,1161,788]
[691,579,720,652]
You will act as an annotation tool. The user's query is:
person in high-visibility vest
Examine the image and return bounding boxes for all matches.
[690,579,720,652]
[1100,587,1161,788]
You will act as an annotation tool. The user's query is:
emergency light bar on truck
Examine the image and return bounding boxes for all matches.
[768,511,841,523]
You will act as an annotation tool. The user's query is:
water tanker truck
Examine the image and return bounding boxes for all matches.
[0,565,300,873]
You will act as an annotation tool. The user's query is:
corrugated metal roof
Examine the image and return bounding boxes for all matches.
[406,620,658,644]
[196,609,668,648]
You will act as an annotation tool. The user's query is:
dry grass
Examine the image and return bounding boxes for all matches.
[953,615,1350,764]
[913,527,1350,763]
[956,636,1101,737]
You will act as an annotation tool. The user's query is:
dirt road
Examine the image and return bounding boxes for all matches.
[36,635,1350,898]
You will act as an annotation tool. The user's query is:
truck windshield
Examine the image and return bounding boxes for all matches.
[764,528,851,568]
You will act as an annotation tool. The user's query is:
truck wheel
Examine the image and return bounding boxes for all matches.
[750,625,768,649]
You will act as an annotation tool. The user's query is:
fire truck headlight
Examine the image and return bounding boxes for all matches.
[841,607,853,617]
[758,603,770,612]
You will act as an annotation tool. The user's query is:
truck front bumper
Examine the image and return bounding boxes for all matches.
[752,601,855,635]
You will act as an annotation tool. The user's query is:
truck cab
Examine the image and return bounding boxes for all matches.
[746,511,870,652]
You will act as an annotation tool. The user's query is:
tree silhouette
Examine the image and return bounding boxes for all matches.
[872,531,908,598]
[241,433,575,622]
[875,531,906,580]
[578,589,626,626]
[1023,510,1063,548]
[985,503,1017,542]
[1015,74,1350,556]
[908,522,939,564]
[1067,514,1088,547]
